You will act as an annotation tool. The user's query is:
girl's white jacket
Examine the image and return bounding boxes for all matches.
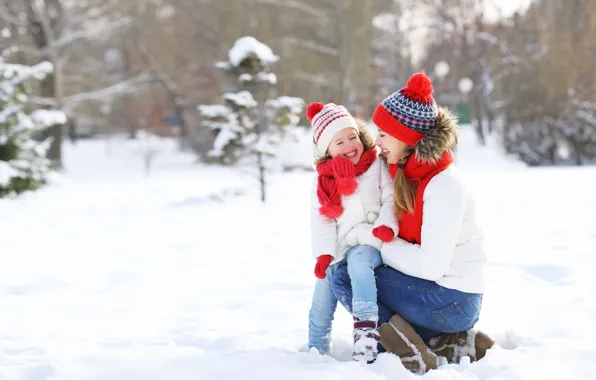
[310,158,397,266]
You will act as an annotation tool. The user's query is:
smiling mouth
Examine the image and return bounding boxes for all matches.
[381,149,390,155]
[344,150,357,158]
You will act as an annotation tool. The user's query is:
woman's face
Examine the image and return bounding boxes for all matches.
[375,129,409,164]
[327,128,364,165]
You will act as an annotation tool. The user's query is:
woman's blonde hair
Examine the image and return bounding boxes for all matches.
[382,146,416,216]
[314,119,376,164]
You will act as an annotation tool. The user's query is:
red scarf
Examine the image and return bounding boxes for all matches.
[316,149,378,219]
[389,151,454,244]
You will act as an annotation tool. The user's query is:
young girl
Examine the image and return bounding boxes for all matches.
[306,102,397,363]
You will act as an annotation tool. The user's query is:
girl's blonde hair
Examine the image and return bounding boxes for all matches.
[391,146,416,216]
[314,120,376,164]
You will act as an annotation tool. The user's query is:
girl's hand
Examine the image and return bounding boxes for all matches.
[314,255,333,279]
[372,225,395,242]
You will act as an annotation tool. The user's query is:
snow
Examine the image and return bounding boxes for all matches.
[0,61,53,81]
[30,109,68,127]
[156,4,176,20]
[252,137,277,156]
[0,160,18,186]
[0,104,20,123]
[1,125,596,379]
[223,91,258,108]
[198,104,232,119]
[228,36,279,67]
[209,124,238,158]
[239,73,253,82]
[256,72,277,84]
[267,96,305,114]
[0,62,55,130]
[215,61,230,70]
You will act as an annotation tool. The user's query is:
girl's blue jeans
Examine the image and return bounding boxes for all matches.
[308,245,382,355]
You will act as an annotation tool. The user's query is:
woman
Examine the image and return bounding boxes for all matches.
[330,72,494,374]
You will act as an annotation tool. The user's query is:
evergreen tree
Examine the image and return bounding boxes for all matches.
[199,36,304,165]
[0,61,66,197]
[198,36,304,202]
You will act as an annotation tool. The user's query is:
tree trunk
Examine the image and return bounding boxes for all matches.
[471,95,486,146]
[170,94,189,139]
[25,0,65,169]
[128,122,138,139]
[483,96,495,135]
[40,72,63,168]
[334,0,349,105]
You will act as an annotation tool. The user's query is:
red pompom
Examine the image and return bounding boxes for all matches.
[403,72,434,103]
[337,177,357,196]
[307,102,325,121]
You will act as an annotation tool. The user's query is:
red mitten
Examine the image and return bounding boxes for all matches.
[372,225,395,243]
[314,255,333,279]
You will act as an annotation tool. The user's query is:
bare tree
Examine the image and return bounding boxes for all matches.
[1,0,148,167]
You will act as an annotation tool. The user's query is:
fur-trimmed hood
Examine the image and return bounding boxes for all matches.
[413,106,459,164]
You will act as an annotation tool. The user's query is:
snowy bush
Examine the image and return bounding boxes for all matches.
[0,61,66,197]
[198,36,304,201]
[494,3,596,166]
[198,36,304,165]
[499,92,596,166]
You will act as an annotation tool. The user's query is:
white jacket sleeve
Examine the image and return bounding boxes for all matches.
[344,223,382,250]
[374,163,398,235]
[380,174,465,281]
[310,177,338,260]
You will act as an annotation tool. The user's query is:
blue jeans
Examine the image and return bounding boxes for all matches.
[331,264,483,341]
[308,245,382,355]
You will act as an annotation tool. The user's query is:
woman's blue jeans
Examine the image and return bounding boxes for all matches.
[331,261,483,341]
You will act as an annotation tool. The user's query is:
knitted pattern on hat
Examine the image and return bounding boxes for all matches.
[372,72,439,146]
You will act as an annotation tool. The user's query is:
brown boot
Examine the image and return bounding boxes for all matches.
[426,329,495,364]
[378,314,438,375]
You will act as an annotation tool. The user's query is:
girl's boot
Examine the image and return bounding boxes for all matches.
[353,317,380,364]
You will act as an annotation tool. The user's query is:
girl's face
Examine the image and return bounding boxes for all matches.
[375,129,409,164]
[327,128,364,165]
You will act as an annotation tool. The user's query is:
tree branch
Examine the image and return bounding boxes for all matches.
[249,0,327,19]
[282,37,338,56]
[29,70,152,108]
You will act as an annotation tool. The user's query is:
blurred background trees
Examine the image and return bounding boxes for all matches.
[1,0,594,168]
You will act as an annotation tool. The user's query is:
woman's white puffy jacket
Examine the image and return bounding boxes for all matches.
[310,158,397,265]
[380,166,487,294]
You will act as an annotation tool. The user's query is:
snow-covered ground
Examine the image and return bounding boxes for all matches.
[1,125,595,379]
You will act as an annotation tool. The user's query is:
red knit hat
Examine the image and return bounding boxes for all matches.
[372,72,438,146]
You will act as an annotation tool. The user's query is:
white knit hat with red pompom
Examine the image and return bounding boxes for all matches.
[306,102,359,156]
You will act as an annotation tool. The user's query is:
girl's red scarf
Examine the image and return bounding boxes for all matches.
[389,151,453,244]
[316,149,378,219]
